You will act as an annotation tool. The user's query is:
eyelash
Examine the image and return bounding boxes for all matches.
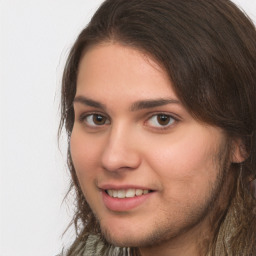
[79,112,179,130]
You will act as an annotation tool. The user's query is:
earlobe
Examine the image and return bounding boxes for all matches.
[231,139,248,163]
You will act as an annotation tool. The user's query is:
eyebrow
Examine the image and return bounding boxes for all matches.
[130,98,180,111]
[73,96,180,111]
[73,96,107,110]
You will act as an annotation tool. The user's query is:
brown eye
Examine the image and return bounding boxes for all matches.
[93,114,107,125]
[157,114,171,126]
[83,114,110,127]
[147,114,175,128]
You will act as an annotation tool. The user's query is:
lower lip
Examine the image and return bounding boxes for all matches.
[102,190,153,212]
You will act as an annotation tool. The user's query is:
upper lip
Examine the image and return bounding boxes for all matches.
[99,184,154,191]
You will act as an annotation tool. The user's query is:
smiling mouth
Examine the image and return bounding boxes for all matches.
[105,188,153,199]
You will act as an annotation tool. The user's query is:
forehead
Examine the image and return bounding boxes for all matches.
[76,43,178,102]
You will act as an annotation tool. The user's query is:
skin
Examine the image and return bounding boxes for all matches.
[70,43,242,256]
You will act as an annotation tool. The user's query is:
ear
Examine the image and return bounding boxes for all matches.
[231,139,248,163]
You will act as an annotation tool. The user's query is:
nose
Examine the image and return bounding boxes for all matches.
[101,124,141,173]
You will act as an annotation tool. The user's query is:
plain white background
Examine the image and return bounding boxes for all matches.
[0,1,255,255]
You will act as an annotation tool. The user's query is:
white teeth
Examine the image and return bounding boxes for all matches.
[117,189,126,199]
[106,188,150,198]
[135,189,143,196]
[108,190,113,197]
[113,190,118,198]
[126,189,136,198]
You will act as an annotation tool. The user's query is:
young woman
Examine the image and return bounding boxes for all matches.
[60,0,256,255]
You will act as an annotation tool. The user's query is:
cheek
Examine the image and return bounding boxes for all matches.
[70,128,102,181]
[146,131,223,198]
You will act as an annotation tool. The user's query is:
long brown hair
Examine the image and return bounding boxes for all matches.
[60,0,256,255]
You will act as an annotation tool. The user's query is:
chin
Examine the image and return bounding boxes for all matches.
[100,223,145,247]
[100,223,168,249]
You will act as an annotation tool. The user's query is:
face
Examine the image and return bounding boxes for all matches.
[70,43,233,252]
